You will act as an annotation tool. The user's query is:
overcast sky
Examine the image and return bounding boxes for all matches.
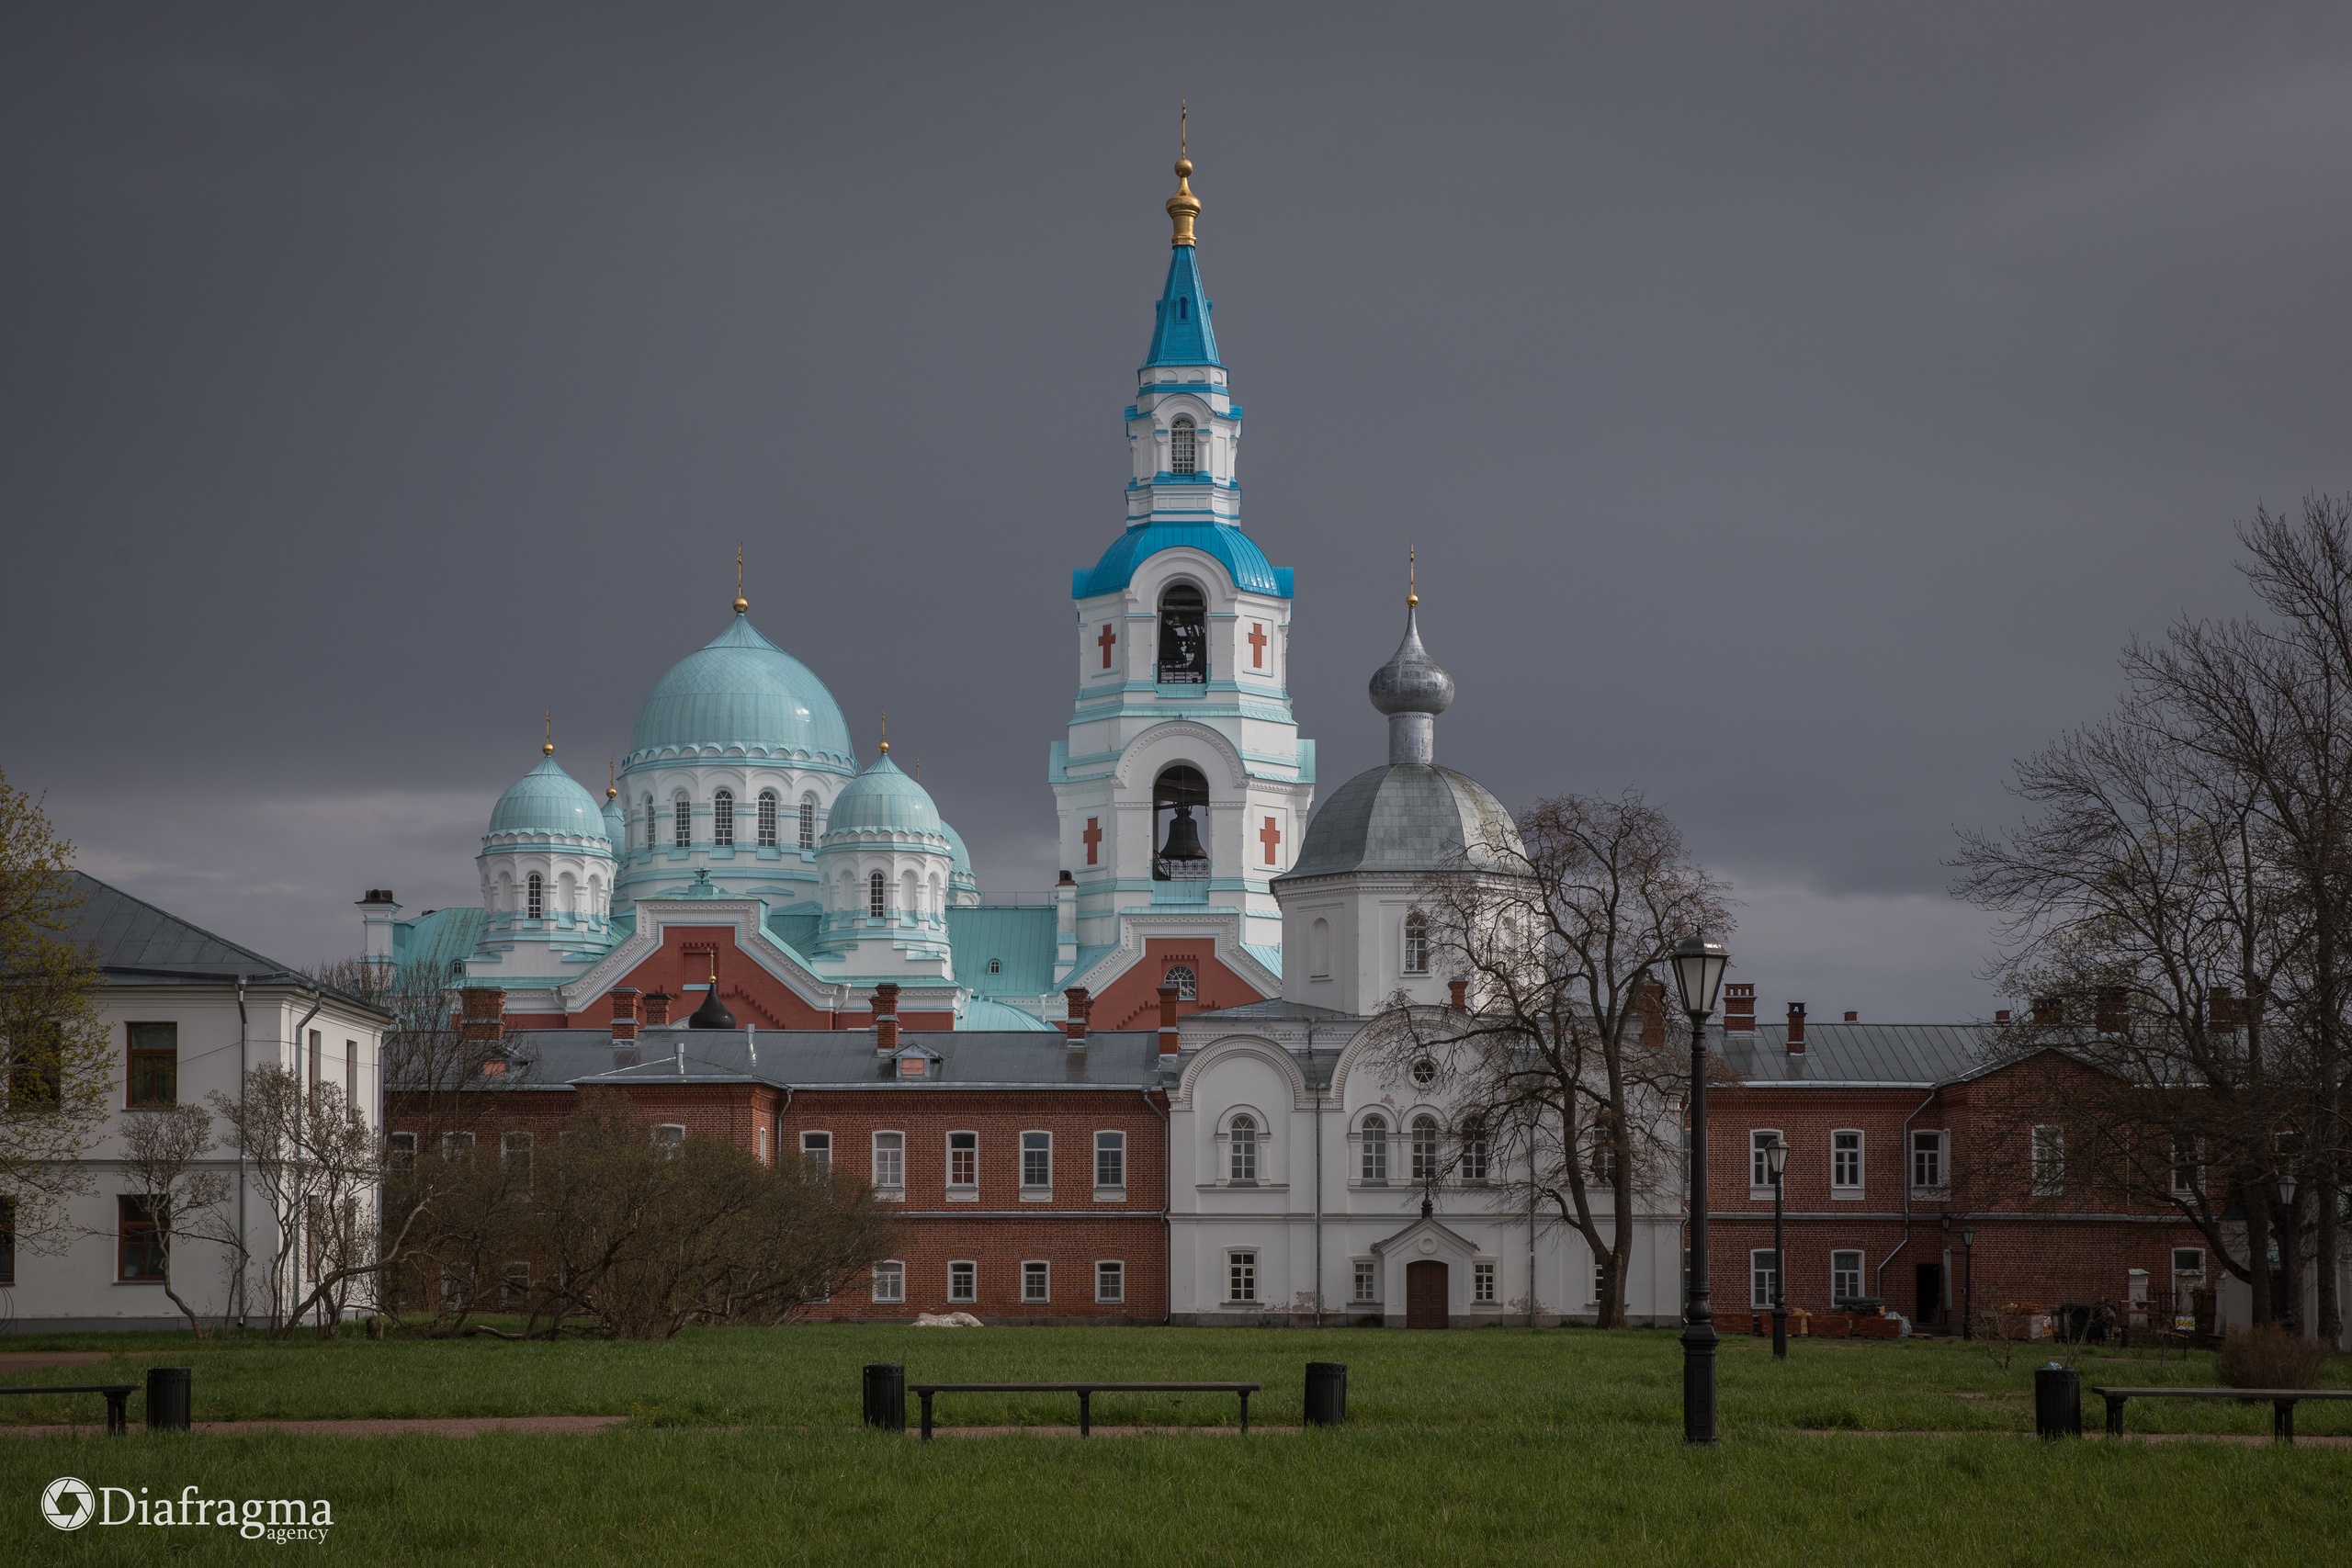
[6,4,2349,1020]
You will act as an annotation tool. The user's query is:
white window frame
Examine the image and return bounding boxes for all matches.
[1910,1129,1948,1195]
[1095,1259,1125,1304]
[1227,1114,1260,1185]
[1163,964,1196,1000]
[872,1260,905,1303]
[2171,1247,2205,1280]
[756,791,778,848]
[800,1131,831,1174]
[673,795,692,849]
[1831,1249,1865,1305]
[871,1131,905,1197]
[713,788,735,847]
[2030,1124,2064,1196]
[1831,1129,1864,1197]
[1019,1130,1052,1199]
[2170,1139,2201,1199]
[1472,1260,1497,1304]
[1227,1249,1258,1304]
[1352,1259,1378,1303]
[797,796,816,851]
[1022,1260,1050,1305]
[1750,1247,1781,1311]
[526,873,543,920]
[1749,1128,1783,1199]
[1459,1122,1489,1183]
[947,1260,976,1304]
[867,872,886,918]
[1410,1115,1442,1182]
[1402,910,1430,976]
[652,1124,685,1157]
[501,1130,533,1184]
[1170,414,1197,474]
[1094,1130,1125,1197]
[947,1130,978,1197]
[1358,1114,1389,1184]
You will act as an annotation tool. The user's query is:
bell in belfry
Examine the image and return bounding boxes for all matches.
[1159,802,1207,868]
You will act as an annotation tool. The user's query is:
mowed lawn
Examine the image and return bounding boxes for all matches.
[1,1325,2346,1565]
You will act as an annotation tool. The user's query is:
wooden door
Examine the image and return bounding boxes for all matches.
[1406,1260,1449,1329]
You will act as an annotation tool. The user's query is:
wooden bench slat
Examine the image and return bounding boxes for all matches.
[0,1382,139,1436]
[907,1380,1261,1440]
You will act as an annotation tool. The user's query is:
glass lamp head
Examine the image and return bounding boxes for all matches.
[1668,934,1730,1021]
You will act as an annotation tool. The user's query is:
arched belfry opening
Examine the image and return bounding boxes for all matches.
[1152,763,1210,882]
[1170,414,1197,475]
[1158,582,1207,684]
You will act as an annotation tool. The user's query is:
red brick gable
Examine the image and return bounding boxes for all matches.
[1090,938,1271,1029]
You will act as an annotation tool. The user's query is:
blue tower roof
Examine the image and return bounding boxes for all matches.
[1074,521,1291,600]
[1142,243,1219,368]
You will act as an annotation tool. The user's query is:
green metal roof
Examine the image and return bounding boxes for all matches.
[948,905,1059,997]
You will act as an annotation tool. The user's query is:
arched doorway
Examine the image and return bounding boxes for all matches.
[1406,1259,1449,1329]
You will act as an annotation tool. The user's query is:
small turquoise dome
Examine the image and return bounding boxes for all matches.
[939,818,979,905]
[958,998,1055,1032]
[628,615,854,764]
[488,756,612,843]
[821,752,946,841]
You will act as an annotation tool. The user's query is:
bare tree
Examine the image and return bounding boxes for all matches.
[209,1066,382,1338]
[0,768,115,1252]
[116,1103,243,1336]
[1368,791,1731,1327]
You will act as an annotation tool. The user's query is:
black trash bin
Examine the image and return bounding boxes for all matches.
[146,1366,192,1432]
[1304,1362,1348,1427]
[862,1363,906,1432]
[2033,1362,2081,1439]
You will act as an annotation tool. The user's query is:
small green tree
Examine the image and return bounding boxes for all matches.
[0,767,114,1252]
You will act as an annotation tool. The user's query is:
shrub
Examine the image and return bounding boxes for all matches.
[2216,1324,2328,1389]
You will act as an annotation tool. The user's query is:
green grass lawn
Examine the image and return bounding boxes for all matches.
[2,1325,2346,1564]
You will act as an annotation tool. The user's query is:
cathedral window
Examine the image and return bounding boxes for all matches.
[1228,1114,1258,1184]
[713,789,734,847]
[867,872,886,918]
[642,796,655,852]
[673,796,692,849]
[1164,964,1196,1000]
[1360,1114,1389,1183]
[526,874,543,921]
[798,795,817,850]
[757,791,778,848]
[1170,415,1196,475]
[1156,583,1207,682]
[1411,1115,1442,1182]
[1403,911,1430,975]
[1461,1118,1489,1183]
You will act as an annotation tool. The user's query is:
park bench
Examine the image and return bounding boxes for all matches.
[0,1383,138,1435]
[2088,1384,2352,1444]
[908,1381,1261,1440]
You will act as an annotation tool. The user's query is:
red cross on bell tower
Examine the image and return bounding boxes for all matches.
[1247,622,1267,668]
[1082,817,1103,865]
[1097,623,1118,670]
[1259,815,1282,866]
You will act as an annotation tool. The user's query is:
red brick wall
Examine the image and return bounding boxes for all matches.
[1090,939,1271,1030]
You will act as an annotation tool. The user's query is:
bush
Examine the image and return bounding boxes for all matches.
[2216,1324,2329,1389]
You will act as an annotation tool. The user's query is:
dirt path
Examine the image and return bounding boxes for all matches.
[0,1416,629,1438]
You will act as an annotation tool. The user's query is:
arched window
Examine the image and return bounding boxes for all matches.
[798,795,817,850]
[1360,1113,1389,1183]
[526,873,543,921]
[987,958,1002,975]
[1164,964,1197,1001]
[1461,1117,1489,1183]
[1170,415,1197,475]
[673,796,692,850]
[641,796,655,852]
[900,869,919,914]
[1229,1113,1259,1183]
[1309,918,1333,980]
[867,872,886,918]
[1156,582,1207,682]
[1411,1114,1442,1182]
[1403,910,1430,975]
[757,791,778,848]
[713,788,735,847]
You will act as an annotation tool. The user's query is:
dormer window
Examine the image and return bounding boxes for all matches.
[1170,415,1197,475]
[526,874,543,920]
[713,788,735,847]
[757,791,778,848]
[868,871,886,918]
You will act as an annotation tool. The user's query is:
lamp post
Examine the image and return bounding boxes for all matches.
[1764,1134,1790,1359]
[2278,1168,2300,1336]
[1668,933,1730,1445]
[1960,1225,1975,1340]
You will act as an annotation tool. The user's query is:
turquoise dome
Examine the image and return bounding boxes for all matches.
[939,818,978,900]
[1073,521,1291,600]
[488,756,612,843]
[821,752,946,840]
[958,998,1055,1032]
[628,614,854,764]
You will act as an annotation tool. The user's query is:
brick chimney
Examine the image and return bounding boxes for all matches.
[1062,987,1091,1046]
[1633,976,1668,1046]
[459,987,506,1048]
[872,983,901,1055]
[643,990,673,1027]
[1158,983,1181,1058]
[2096,987,2129,1037]
[609,987,640,1043]
[1785,1002,1806,1055]
[2031,996,2061,1029]
[1723,983,1756,1034]
[1843,1010,1858,1023]
[1448,977,1469,1013]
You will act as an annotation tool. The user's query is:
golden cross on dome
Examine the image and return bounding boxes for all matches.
[878,710,889,755]
[1408,547,1419,608]
[607,757,617,801]
[543,709,554,756]
[733,547,748,615]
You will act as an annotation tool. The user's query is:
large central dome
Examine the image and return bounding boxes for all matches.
[627,615,854,766]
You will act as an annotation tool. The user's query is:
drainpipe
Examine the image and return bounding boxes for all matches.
[1529,1174,1539,1329]
[1309,1021,1323,1327]
[235,976,249,1331]
[289,989,324,1332]
[1142,1086,1170,1325]
[1874,1087,1940,1309]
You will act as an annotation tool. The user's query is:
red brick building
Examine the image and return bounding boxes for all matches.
[1707,988,2210,1335]
[387,1000,1172,1324]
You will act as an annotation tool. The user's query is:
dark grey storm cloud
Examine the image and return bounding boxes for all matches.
[5,4,2348,1018]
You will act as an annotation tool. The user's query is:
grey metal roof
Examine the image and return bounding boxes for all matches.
[1190,998,1357,1022]
[55,871,298,981]
[1276,762,1522,881]
[1719,1022,1994,1087]
[484,1027,1167,1090]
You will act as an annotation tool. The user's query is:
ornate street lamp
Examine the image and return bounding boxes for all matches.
[2278,1168,2301,1335]
[1960,1226,1976,1341]
[1668,933,1729,1445]
[1763,1134,1790,1359]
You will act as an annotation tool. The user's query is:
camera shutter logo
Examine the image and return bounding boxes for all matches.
[42,1476,96,1531]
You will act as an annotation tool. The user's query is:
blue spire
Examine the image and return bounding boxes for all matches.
[1143,238,1219,368]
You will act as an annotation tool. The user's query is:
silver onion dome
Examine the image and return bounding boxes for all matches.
[1368,605,1454,762]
